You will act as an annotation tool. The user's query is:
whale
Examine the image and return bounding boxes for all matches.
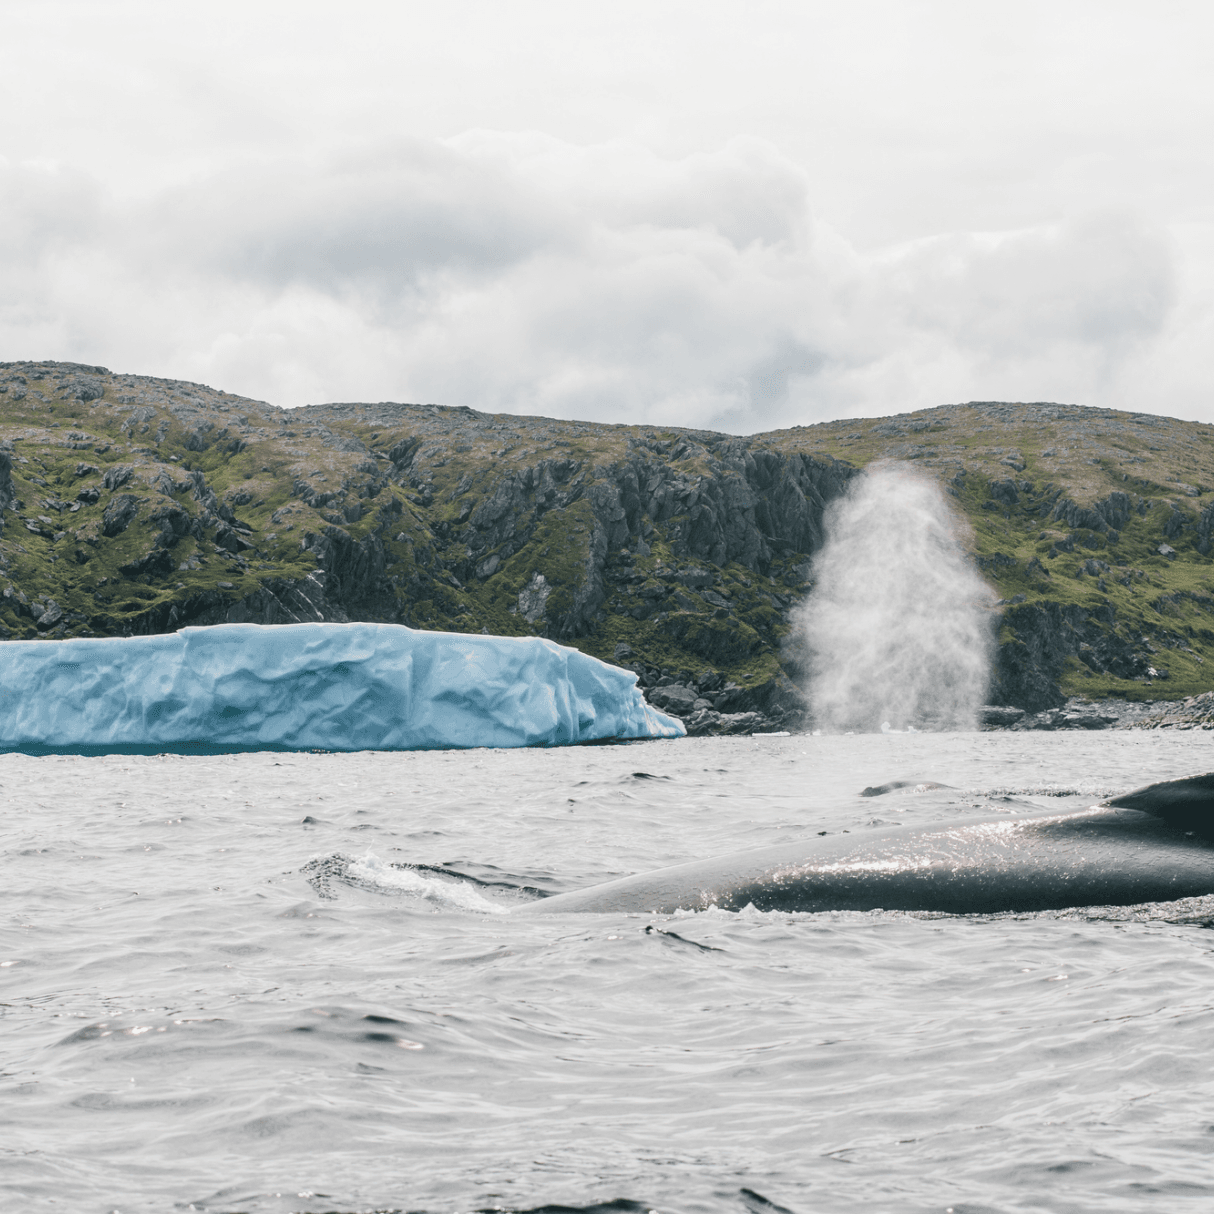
[521,774,1214,916]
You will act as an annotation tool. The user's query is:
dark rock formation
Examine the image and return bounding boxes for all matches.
[101,494,141,537]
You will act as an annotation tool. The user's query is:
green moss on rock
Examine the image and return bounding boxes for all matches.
[3,363,1214,717]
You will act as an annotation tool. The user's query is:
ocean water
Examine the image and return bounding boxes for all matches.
[5,730,1214,1214]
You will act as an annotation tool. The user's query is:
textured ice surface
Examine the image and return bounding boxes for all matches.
[0,622,684,754]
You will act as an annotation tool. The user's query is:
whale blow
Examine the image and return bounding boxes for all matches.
[797,462,997,733]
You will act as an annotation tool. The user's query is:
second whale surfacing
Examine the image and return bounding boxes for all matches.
[522,774,1214,916]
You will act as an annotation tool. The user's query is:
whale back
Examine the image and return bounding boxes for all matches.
[1106,772,1214,834]
[523,805,1214,915]
[521,772,1214,917]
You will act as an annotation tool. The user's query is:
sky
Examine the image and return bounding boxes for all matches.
[2,0,1212,431]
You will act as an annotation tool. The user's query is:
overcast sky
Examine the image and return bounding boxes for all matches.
[3,0,1212,431]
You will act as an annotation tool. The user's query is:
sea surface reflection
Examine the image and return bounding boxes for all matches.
[3,731,1214,1213]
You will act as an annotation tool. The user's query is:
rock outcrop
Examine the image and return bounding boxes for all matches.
[1129,691,1214,730]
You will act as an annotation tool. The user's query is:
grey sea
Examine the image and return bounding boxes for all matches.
[5,730,1214,1214]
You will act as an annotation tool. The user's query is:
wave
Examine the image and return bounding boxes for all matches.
[301,851,522,913]
[967,784,1120,799]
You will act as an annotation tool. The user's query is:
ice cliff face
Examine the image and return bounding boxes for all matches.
[2,361,1214,729]
[0,622,684,753]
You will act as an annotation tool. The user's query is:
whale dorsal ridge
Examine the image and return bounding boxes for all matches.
[1106,772,1214,834]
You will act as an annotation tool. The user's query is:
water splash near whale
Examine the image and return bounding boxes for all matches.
[798,462,997,732]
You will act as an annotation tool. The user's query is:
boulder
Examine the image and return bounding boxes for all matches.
[102,465,134,491]
[34,600,63,631]
[1058,710,1117,730]
[717,711,767,735]
[101,493,140,537]
[684,708,722,736]
[1017,707,1116,731]
[645,683,699,717]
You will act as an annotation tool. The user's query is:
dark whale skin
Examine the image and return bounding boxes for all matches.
[1106,772,1214,831]
[522,805,1214,915]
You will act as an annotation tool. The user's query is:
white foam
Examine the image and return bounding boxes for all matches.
[346,851,509,914]
[971,785,1116,799]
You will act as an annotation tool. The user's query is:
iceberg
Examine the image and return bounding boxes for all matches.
[0,622,685,755]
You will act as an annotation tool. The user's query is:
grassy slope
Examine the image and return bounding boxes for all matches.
[304,402,796,691]
[763,402,1214,700]
[0,366,798,698]
[3,364,1213,703]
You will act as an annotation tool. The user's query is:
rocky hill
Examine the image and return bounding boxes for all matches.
[2,360,1213,733]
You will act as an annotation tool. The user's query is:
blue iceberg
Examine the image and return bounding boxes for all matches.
[0,622,684,754]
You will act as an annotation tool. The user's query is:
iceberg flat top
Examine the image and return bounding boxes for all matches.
[0,622,685,754]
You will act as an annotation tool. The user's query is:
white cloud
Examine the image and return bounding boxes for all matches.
[889,214,1176,356]
[3,1,1213,428]
[0,132,1196,430]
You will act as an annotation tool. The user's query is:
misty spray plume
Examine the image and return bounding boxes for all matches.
[798,463,997,732]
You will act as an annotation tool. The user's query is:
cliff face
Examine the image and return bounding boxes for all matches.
[2,360,1214,731]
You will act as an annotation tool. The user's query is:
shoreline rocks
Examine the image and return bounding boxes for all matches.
[982,697,1189,731]
[633,662,793,736]
[1127,691,1214,730]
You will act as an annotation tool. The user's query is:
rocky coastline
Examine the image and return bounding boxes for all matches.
[3,360,1214,736]
[979,697,1190,731]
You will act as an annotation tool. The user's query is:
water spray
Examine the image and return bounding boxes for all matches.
[797,462,997,732]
